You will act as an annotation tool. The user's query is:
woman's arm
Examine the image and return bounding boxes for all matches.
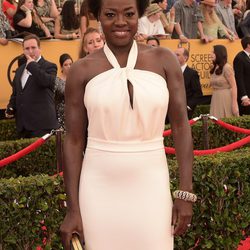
[224,65,239,116]
[6,6,17,17]
[17,7,32,27]
[80,15,87,36]
[49,0,59,18]
[197,21,209,43]
[165,8,175,34]
[32,10,51,37]
[60,60,88,249]
[40,16,54,23]
[163,49,194,235]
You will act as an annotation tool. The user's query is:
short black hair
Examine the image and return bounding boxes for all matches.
[241,36,250,50]
[87,0,150,19]
[146,36,160,46]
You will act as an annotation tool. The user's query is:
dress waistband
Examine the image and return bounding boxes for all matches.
[86,137,164,152]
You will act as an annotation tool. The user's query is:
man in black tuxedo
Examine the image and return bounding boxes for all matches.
[175,47,203,119]
[233,36,250,115]
[5,34,59,138]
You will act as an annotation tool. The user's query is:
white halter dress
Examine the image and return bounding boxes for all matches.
[79,40,173,250]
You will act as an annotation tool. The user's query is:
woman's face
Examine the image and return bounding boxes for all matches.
[205,4,214,14]
[99,0,138,48]
[62,58,73,75]
[210,50,216,62]
[159,0,167,10]
[84,32,104,54]
[24,0,34,10]
[150,11,162,22]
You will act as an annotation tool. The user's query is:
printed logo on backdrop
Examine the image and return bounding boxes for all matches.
[7,54,26,86]
[177,41,213,95]
[190,53,213,96]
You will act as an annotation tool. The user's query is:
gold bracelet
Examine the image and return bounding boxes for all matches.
[173,190,197,203]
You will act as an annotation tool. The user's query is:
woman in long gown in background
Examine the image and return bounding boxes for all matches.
[60,0,196,249]
[54,53,73,129]
[209,45,239,118]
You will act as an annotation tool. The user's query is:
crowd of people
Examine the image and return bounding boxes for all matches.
[1,0,250,43]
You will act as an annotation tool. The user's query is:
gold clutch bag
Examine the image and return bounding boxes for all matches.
[71,234,84,250]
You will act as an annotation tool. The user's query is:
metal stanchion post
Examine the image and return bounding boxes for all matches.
[201,115,209,150]
[55,129,64,173]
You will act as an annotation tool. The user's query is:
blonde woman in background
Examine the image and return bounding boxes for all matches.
[151,0,175,36]
[200,0,235,41]
[79,27,104,58]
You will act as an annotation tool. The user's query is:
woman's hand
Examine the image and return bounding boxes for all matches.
[179,34,189,43]
[20,4,30,12]
[232,102,239,116]
[200,34,209,43]
[72,33,80,39]
[60,209,84,250]
[170,7,175,19]
[172,199,193,235]
[134,33,146,41]
[44,26,52,38]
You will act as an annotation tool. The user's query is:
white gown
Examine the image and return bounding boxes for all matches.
[79,40,173,250]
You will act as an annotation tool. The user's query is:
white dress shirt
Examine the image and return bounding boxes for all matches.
[21,56,41,89]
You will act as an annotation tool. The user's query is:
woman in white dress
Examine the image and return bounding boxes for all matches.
[60,0,196,249]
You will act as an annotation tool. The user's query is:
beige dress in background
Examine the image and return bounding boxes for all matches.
[210,63,234,118]
[79,41,173,250]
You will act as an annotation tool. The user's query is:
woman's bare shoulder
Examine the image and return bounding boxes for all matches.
[69,49,111,84]
[137,43,180,77]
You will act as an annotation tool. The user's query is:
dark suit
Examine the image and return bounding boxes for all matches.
[7,56,59,137]
[183,66,203,119]
[233,51,250,115]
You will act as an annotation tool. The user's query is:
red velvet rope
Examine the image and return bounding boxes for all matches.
[212,119,250,135]
[165,135,250,155]
[0,135,50,168]
[1,117,249,167]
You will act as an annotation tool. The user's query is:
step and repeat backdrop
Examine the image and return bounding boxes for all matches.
[0,39,242,109]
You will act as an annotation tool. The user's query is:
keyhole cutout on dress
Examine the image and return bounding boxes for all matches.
[127,80,134,109]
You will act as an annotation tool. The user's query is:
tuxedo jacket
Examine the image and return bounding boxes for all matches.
[183,66,203,110]
[233,51,250,115]
[8,56,59,133]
